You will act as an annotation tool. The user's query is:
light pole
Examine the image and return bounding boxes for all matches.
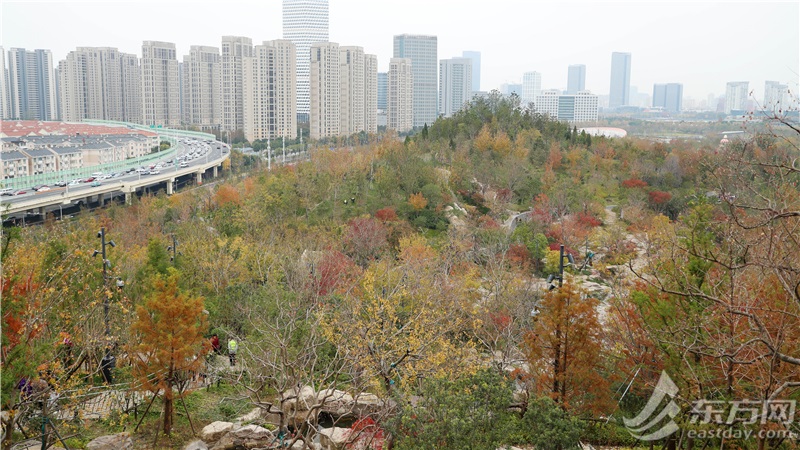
[93,227,116,384]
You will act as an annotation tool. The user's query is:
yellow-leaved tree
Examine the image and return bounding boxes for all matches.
[129,271,208,436]
[322,235,479,394]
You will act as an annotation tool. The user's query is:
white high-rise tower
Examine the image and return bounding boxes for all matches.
[283,0,329,123]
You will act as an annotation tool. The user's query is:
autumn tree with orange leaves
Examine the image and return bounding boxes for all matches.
[129,271,209,436]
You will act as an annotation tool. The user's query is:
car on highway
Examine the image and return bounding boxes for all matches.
[68,179,81,186]
[150,169,160,175]
[90,180,102,187]
[84,177,96,183]
[179,162,189,168]
[11,189,27,196]
[54,180,68,187]
[0,188,13,196]
[35,185,51,192]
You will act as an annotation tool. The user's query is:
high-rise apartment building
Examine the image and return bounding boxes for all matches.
[0,47,9,119]
[462,51,481,92]
[141,41,180,127]
[725,81,749,114]
[242,40,297,143]
[439,57,472,118]
[652,83,683,113]
[388,58,413,133]
[567,64,586,95]
[8,48,58,120]
[220,36,253,133]
[393,34,437,128]
[764,80,789,112]
[283,0,329,123]
[534,89,598,122]
[609,52,631,108]
[522,71,542,106]
[364,54,378,134]
[308,43,377,139]
[309,42,340,139]
[58,47,141,123]
[182,46,222,131]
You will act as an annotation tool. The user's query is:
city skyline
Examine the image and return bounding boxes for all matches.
[2,1,797,103]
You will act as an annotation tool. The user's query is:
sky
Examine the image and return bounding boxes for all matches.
[2,0,798,102]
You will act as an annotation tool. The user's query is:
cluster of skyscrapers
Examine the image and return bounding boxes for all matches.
[1,0,795,138]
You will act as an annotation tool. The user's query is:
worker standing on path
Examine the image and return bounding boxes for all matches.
[228,338,238,367]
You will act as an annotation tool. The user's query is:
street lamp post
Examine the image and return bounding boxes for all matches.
[93,227,116,384]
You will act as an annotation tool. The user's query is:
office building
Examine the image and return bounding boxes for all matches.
[725,81,749,114]
[283,0,329,122]
[7,48,58,120]
[242,40,297,143]
[567,64,585,95]
[652,83,683,113]
[534,90,598,122]
[609,52,631,108]
[220,36,254,133]
[141,41,180,127]
[377,72,388,111]
[58,47,141,123]
[182,46,222,131]
[439,57,472,118]
[388,57,413,133]
[462,50,481,92]
[309,42,340,139]
[522,71,542,105]
[0,47,9,119]
[393,34,437,128]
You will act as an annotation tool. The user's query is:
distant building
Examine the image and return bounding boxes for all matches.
[242,40,297,142]
[0,47,10,120]
[501,83,522,97]
[522,71,542,106]
[141,41,180,127]
[220,36,254,133]
[182,46,222,131]
[364,54,378,135]
[7,48,58,120]
[534,90,598,122]
[462,50,481,92]
[283,0,329,122]
[609,52,631,108]
[763,80,789,112]
[652,83,683,113]
[393,34,437,128]
[439,57,472,118]
[567,64,586,95]
[725,81,749,114]
[377,72,388,111]
[59,47,142,124]
[388,57,413,133]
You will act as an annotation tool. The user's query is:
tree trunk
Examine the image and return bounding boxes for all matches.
[163,395,173,436]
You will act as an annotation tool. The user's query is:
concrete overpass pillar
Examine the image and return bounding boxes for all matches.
[196,171,203,185]
[37,207,44,215]
[213,165,218,178]
[125,191,132,205]
[167,178,175,195]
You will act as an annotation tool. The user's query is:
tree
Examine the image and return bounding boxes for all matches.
[524,282,611,416]
[129,271,209,436]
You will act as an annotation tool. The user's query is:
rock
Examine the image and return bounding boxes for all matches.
[201,421,235,443]
[319,427,351,450]
[231,424,273,441]
[86,432,133,450]
[351,393,394,417]
[209,433,236,450]
[282,385,316,412]
[235,407,262,423]
[184,440,209,450]
[11,440,43,450]
[317,389,354,417]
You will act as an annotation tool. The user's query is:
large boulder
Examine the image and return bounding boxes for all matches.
[235,407,262,424]
[231,424,273,441]
[351,393,394,417]
[201,421,235,443]
[86,432,133,450]
[319,427,351,450]
[316,389,354,418]
[282,386,319,428]
[210,424,274,450]
[184,440,209,450]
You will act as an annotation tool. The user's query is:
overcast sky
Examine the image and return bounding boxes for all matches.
[2,0,798,101]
